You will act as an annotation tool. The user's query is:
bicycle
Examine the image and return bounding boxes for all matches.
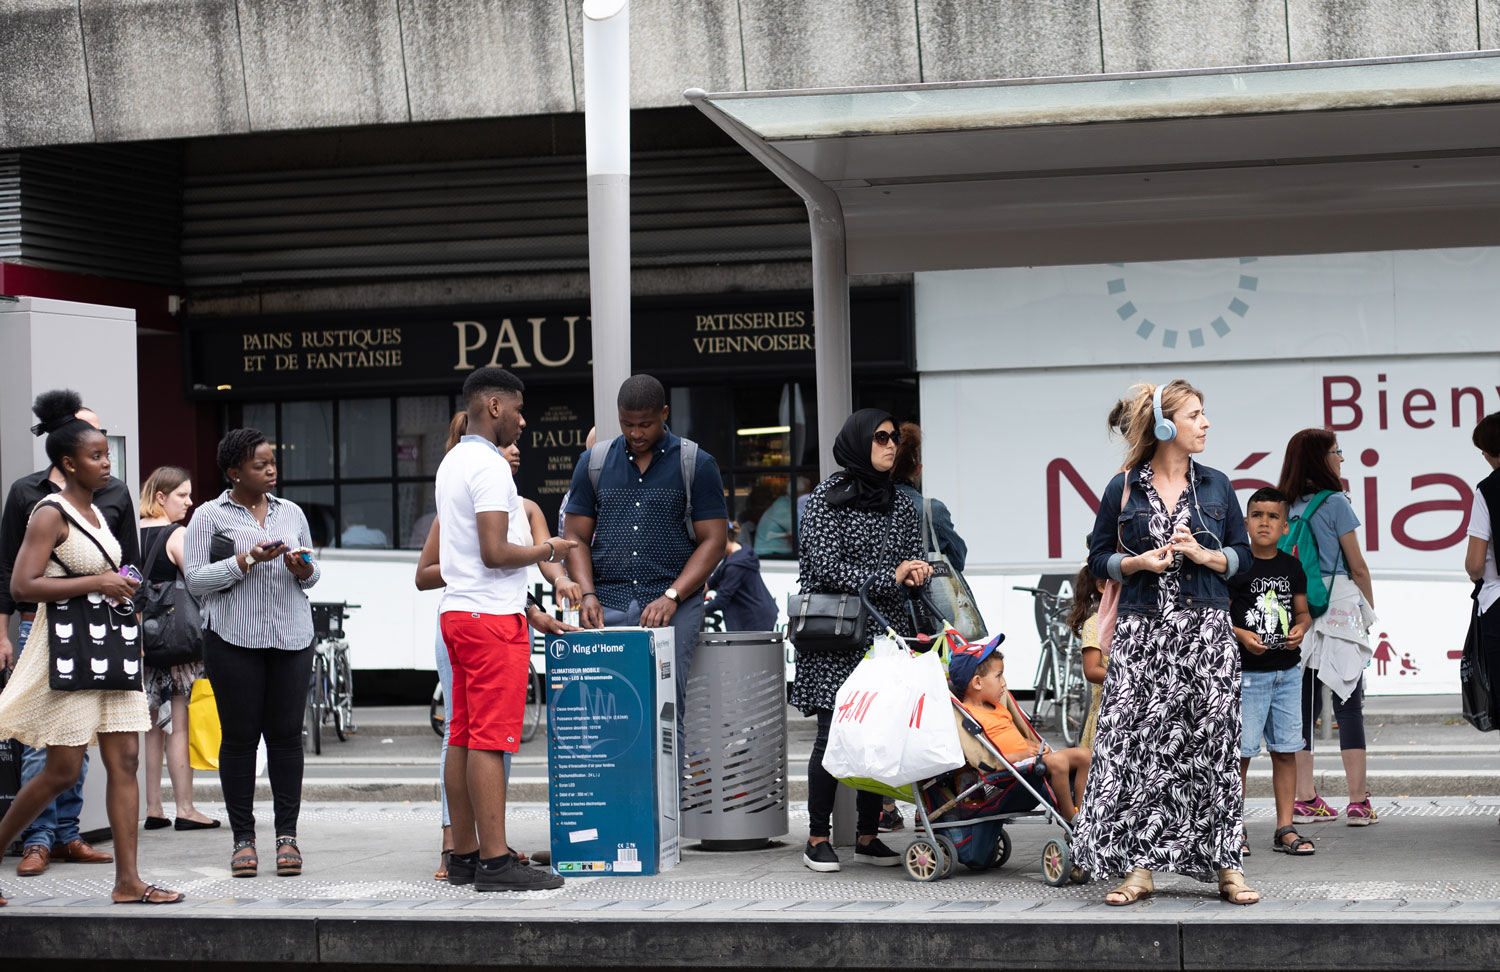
[1012,586,1087,748]
[305,602,359,755]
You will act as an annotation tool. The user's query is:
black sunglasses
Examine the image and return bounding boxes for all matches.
[872,430,901,446]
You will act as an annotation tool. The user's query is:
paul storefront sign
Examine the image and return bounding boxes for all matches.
[916,248,1500,695]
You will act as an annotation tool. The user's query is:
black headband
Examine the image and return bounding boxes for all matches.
[30,414,87,438]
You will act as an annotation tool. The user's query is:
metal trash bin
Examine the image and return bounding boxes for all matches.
[680,630,789,850]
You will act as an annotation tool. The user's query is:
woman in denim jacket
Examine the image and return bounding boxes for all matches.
[1070,380,1256,907]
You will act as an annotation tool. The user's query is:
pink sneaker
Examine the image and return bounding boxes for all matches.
[1345,795,1379,827]
[1293,796,1338,824]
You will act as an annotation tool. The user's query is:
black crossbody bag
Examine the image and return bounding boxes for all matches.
[40,500,144,692]
[788,513,896,653]
[140,525,204,668]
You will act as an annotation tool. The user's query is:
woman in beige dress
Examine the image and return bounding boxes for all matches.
[0,390,182,905]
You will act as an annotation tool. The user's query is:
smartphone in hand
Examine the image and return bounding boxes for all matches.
[289,546,313,563]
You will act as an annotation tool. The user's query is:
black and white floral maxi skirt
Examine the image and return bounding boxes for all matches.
[1070,607,1244,883]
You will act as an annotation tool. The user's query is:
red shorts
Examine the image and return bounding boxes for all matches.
[440,611,530,752]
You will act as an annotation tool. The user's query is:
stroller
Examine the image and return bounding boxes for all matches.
[842,577,1087,886]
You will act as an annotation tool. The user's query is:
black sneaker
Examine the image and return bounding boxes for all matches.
[878,806,905,832]
[853,837,901,866]
[475,854,564,892]
[802,840,840,872]
[446,850,478,886]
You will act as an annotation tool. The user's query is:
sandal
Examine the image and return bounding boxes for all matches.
[231,839,257,878]
[117,883,185,905]
[1104,867,1153,906]
[1218,868,1260,905]
[1272,825,1315,855]
[434,849,450,881]
[275,836,302,876]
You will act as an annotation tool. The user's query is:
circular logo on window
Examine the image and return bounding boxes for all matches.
[1105,257,1259,349]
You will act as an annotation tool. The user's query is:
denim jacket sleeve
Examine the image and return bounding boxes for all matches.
[1088,472,1128,583]
[1216,475,1251,581]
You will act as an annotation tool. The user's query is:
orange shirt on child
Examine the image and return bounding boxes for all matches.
[960,700,1033,756]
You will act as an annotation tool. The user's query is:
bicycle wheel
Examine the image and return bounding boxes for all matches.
[430,682,446,738]
[1029,644,1056,728]
[305,652,328,755]
[332,644,354,741]
[1057,647,1088,748]
[520,658,543,743]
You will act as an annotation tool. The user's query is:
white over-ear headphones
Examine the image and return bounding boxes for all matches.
[1152,382,1177,443]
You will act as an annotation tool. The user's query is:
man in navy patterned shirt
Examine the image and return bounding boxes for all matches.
[563,375,728,746]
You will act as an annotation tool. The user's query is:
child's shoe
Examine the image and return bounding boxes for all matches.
[1293,795,1338,824]
[878,805,905,832]
[1345,794,1379,826]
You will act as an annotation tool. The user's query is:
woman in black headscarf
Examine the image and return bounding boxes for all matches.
[793,408,932,873]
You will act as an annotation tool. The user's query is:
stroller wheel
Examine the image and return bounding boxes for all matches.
[1070,865,1090,884]
[903,838,946,882]
[989,829,1013,870]
[1041,838,1072,887]
[936,836,957,879]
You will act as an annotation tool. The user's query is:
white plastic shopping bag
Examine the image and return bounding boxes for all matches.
[892,649,966,783]
[821,644,965,786]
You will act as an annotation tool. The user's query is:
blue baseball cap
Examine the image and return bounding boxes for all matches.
[948,632,1005,693]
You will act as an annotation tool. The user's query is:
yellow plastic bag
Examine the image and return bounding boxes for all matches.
[187,678,222,771]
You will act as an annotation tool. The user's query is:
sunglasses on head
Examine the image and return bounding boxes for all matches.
[872,430,901,446]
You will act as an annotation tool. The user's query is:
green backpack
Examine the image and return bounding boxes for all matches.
[1278,489,1338,618]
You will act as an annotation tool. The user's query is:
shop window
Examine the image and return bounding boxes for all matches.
[399,481,437,550]
[340,483,394,548]
[280,484,335,548]
[397,396,451,478]
[282,401,334,480]
[339,399,392,478]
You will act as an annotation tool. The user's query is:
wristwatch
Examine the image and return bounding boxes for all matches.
[664,587,680,604]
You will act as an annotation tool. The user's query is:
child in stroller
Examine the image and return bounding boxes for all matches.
[948,639,1092,822]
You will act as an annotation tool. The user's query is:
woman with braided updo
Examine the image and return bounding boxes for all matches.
[184,428,319,879]
[0,390,182,905]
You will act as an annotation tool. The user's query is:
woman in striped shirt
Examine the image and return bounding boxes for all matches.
[184,429,319,879]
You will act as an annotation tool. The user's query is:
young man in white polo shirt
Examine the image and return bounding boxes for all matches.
[437,366,575,891]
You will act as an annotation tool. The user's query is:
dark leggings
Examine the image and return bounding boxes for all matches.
[204,630,314,843]
[806,708,883,839]
[1301,668,1367,752]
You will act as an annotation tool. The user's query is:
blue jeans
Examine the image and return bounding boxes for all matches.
[15,619,89,848]
[600,595,706,756]
[1239,667,1305,758]
[436,621,509,830]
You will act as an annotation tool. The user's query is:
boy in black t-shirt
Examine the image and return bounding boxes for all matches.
[1231,487,1315,856]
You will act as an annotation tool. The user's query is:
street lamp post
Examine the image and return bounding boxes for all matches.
[584,0,631,430]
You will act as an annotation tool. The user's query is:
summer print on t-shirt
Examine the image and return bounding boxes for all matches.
[1228,550,1307,672]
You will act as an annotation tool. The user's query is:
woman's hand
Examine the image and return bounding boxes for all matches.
[527,604,581,635]
[1168,525,1214,565]
[1125,545,1173,575]
[894,559,933,587]
[554,576,583,608]
[282,549,314,580]
[95,570,140,603]
[246,542,284,565]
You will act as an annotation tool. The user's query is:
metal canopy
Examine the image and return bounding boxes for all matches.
[686,52,1500,475]
[689,51,1500,275]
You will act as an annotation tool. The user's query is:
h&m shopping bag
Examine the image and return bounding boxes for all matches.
[821,643,964,786]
